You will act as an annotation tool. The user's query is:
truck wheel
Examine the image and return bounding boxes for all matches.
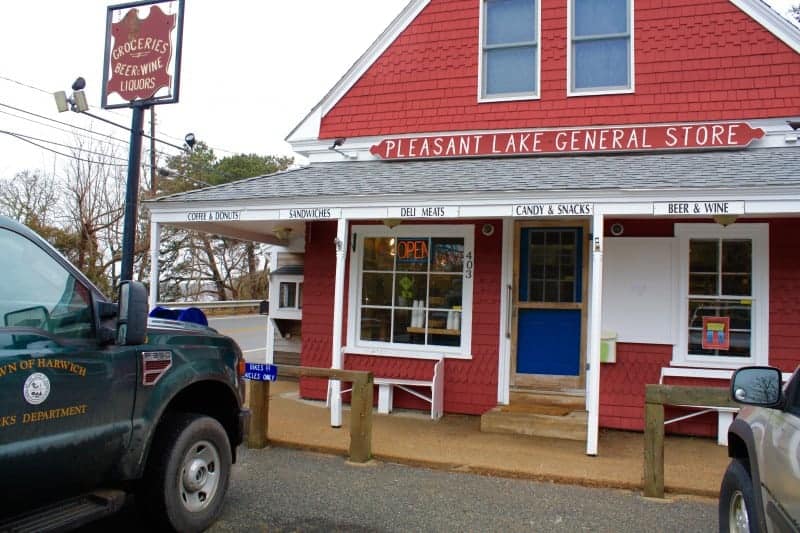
[718,459,757,533]
[140,413,232,532]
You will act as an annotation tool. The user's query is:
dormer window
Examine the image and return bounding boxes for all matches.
[480,0,540,101]
[568,0,633,95]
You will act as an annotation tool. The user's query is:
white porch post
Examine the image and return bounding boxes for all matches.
[586,210,605,456]
[148,221,161,310]
[265,248,278,364]
[329,218,348,427]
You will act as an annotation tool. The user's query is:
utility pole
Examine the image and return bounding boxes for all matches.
[150,107,157,196]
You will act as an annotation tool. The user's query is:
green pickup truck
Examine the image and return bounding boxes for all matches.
[0,215,249,532]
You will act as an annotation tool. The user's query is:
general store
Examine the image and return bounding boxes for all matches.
[147,0,800,454]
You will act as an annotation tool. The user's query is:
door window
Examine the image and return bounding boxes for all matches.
[0,228,94,343]
[520,228,581,303]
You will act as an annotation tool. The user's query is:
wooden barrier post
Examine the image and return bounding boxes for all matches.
[643,396,664,498]
[274,365,373,463]
[349,373,374,463]
[643,384,737,498]
[247,379,270,449]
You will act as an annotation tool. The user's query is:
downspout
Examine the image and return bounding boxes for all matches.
[329,218,348,427]
[586,210,604,456]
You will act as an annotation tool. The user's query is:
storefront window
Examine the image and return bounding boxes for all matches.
[676,224,768,367]
[349,225,474,358]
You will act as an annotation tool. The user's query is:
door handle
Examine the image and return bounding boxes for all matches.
[506,284,513,338]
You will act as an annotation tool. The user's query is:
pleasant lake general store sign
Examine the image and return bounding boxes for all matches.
[369,122,764,160]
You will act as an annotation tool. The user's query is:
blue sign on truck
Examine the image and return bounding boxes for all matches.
[244,363,277,382]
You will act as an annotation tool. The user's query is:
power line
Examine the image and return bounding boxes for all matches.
[0,101,187,154]
[0,109,132,152]
[0,75,240,156]
[0,129,130,162]
[0,131,129,168]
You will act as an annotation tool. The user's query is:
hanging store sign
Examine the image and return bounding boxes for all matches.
[369,122,764,160]
[102,0,185,109]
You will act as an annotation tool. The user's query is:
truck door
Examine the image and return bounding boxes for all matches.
[0,226,136,507]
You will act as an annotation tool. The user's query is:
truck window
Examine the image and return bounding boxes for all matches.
[0,228,94,342]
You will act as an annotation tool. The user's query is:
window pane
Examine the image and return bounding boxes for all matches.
[722,240,751,295]
[363,237,395,271]
[363,273,393,306]
[396,237,429,272]
[690,274,718,296]
[431,239,464,272]
[361,308,390,342]
[485,46,537,95]
[574,0,627,37]
[722,240,751,273]
[427,309,462,347]
[279,282,296,308]
[395,273,427,306]
[486,0,536,45]
[393,309,424,345]
[690,240,718,273]
[573,38,628,89]
[688,299,751,357]
[429,275,463,309]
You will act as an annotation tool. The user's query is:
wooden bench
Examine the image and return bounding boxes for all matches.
[375,358,444,420]
[658,367,793,445]
[659,367,736,445]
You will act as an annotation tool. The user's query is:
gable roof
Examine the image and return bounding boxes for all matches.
[149,147,800,208]
[286,0,800,148]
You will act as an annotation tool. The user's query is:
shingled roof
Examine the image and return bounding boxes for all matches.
[150,147,800,205]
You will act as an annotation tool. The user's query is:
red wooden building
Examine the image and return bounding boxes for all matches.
[148,0,800,454]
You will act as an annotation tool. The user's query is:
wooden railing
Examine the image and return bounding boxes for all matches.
[643,384,737,498]
[247,365,373,463]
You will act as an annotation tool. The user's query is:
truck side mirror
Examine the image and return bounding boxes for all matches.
[731,366,782,407]
[117,281,149,345]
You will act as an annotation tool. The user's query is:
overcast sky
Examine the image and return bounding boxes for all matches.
[0,0,796,180]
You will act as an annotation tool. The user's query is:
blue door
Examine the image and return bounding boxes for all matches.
[515,226,585,386]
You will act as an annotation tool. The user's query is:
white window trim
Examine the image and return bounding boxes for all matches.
[346,224,474,360]
[567,0,635,97]
[673,223,769,369]
[478,0,541,103]
[269,274,303,319]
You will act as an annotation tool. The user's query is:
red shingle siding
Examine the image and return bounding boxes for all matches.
[599,343,671,431]
[300,220,502,415]
[299,221,338,400]
[320,0,800,139]
[769,218,800,373]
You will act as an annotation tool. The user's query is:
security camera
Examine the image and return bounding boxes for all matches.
[71,77,86,91]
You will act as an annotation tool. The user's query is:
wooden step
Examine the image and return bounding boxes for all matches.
[480,406,588,441]
[509,390,586,411]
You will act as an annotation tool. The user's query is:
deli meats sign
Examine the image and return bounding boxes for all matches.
[369,123,764,160]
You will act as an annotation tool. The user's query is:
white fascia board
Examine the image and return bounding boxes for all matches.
[730,0,800,54]
[285,0,431,148]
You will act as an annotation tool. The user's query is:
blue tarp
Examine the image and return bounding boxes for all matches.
[149,306,208,326]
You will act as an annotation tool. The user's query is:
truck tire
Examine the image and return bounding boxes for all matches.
[718,459,757,533]
[140,413,232,532]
